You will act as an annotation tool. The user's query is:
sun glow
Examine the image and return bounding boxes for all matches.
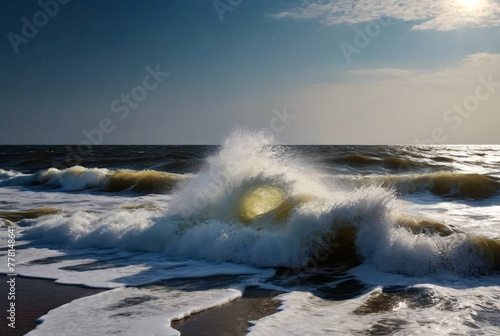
[458,0,485,10]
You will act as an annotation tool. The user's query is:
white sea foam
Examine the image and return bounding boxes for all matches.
[33,166,110,191]
[27,286,243,336]
[0,241,271,288]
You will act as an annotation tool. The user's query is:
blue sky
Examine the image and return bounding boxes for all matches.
[1,0,499,144]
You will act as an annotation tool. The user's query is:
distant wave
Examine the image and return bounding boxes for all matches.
[326,153,434,169]
[0,207,61,223]
[350,172,500,199]
[0,166,187,194]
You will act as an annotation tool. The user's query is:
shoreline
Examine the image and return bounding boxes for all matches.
[0,276,281,336]
[172,286,282,335]
[0,276,106,336]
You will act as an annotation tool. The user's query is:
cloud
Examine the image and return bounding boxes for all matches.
[284,53,500,144]
[348,53,500,84]
[271,0,500,31]
[348,68,418,79]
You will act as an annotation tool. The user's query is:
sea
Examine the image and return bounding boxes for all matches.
[1,130,500,335]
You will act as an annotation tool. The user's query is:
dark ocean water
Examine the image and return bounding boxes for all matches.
[1,133,500,335]
[1,143,499,176]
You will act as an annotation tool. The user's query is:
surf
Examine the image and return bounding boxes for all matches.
[17,130,500,276]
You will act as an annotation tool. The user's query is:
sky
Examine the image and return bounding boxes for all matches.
[1,0,499,145]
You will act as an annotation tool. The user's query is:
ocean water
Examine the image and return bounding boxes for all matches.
[1,130,500,335]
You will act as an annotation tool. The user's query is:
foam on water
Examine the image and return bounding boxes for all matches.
[249,281,500,335]
[0,168,23,181]
[249,263,500,335]
[0,236,271,288]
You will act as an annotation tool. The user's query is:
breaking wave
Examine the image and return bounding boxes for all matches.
[19,130,500,276]
[0,166,187,194]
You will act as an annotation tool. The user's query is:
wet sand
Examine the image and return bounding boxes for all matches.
[172,287,282,336]
[0,276,281,336]
[0,276,106,336]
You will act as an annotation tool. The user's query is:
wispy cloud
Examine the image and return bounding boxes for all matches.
[349,68,418,79]
[285,53,500,143]
[348,53,500,84]
[271,0,500,31]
